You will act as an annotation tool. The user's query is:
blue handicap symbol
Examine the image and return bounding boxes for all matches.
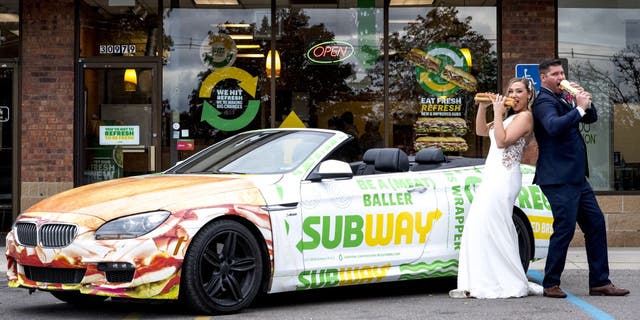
[515,64,541,93]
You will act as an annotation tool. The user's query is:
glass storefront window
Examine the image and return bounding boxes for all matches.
[559,0,640,191]
[163,1,385,165]
[0,0,19,58]
[163,4,272,167]
[162,1,496,168]
[80,0,160,57]
[389,4,497,157]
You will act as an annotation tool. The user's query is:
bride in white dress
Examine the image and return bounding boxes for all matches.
[451,78,543,299]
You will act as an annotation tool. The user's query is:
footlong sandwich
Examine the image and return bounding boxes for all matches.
[414,136,468,152]
[405,48,442,74]
[405,48,478,92]
[474,92,515,107]
[414,117,468,136]
[559,80,592,104]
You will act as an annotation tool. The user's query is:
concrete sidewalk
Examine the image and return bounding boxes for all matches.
[530,247,640,271]
[2,246,640,273]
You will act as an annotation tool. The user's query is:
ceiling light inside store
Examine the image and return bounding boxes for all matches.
[193,0,239,5]
[214,23,252,28]
[124,69,138,92]
[389,0,434,6]
[229,34,253,40]
[236,44,261,49]
[237,53,265,58]
[389,19,420,24]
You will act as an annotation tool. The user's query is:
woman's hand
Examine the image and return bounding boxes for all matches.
[490,94,507,116]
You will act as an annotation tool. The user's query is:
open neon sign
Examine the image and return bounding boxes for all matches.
[306,40,354,64]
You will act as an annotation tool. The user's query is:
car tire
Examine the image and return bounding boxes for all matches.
[513,211,534,272]
[180,219,263,314]
[49,291,107,305]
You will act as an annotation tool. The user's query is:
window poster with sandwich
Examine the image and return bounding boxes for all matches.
[405,43,477,153]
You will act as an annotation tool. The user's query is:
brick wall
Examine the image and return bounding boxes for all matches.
[20,0,75,210]
[500,0,557,87]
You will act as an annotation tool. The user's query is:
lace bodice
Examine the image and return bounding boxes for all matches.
[488,115,530,170]
[502,135,528,169]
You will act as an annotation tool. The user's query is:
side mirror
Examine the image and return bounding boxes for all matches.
[308,160,353,182]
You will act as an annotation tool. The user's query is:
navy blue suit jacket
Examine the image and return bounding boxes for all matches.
[532,87,597,185]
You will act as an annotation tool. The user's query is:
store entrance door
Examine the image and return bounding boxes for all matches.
[0,62,16,231]
[79,62,160,185]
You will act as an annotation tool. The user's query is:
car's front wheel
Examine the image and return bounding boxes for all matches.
[513,211,534,272]
[180,219,263,314]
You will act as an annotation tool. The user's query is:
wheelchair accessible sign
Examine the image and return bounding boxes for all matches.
[515,64,541,93]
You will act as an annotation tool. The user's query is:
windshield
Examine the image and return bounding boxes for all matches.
[170,130,333,174]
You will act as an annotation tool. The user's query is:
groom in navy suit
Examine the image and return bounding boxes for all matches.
[532,59,629,298]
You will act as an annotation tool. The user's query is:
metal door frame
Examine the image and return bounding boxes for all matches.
[75,58,161,186]
[0,59,19,223]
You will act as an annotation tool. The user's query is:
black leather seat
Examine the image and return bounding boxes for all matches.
[374,148,410,173]
[412,147,446,171]
[356,148,382,175]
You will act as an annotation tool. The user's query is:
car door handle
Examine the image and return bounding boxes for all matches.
[407,187,427,193]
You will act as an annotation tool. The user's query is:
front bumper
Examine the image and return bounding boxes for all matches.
[5,229,184,299]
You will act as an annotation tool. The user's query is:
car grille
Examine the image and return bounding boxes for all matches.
[23,265,86,284]
[15,222,77,248]
[106,270,135,283]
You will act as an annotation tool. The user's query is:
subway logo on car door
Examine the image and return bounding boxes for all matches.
[296,210,443,252]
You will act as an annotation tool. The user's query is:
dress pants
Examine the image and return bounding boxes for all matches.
[540,179,611,288]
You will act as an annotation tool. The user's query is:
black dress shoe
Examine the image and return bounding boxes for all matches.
[543,285,567,298]
[589,284,630,296]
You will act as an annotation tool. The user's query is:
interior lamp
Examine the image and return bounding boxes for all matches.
[124,68,138,92]
[266,50,281,78]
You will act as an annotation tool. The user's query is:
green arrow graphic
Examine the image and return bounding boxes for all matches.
[201,99,260,131]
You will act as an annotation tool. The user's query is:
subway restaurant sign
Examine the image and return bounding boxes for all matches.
[99,125,140,145]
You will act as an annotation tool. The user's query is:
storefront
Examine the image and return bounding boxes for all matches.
[3,0,640,245]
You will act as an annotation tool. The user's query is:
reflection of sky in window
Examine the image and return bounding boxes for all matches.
[558,8,640,71]
[389,7,497,48]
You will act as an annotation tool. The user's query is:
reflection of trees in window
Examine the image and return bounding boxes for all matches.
[387,7,497,104]
[570,45,640,127]
[385,6,497,155]
[273,8,355,127]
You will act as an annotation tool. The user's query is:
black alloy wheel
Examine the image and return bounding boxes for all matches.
[513,211,534,272]
[181,220,263,314]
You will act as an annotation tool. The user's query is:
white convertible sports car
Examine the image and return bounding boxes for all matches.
[5,128,553,314]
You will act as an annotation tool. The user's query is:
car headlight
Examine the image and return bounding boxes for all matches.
[95,211,170,240]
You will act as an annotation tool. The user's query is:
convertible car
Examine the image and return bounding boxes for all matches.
[5,128,552,314]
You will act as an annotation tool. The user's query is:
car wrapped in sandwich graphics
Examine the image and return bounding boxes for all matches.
[5,128,552,314]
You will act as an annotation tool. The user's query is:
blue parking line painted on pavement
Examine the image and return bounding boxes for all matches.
[527,270,615,320]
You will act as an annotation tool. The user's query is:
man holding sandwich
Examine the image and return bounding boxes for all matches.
[532,58,629,298]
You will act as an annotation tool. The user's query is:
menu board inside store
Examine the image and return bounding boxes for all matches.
[414,95,468,153]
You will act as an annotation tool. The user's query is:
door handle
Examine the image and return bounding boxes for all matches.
[149,145,155,172]
[407,187,427,193]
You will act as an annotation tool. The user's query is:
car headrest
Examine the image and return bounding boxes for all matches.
[362,148,382,164]
[415,147,446,164]
[374,148,409,172]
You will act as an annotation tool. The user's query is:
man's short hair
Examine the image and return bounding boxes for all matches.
[539,58,563,74]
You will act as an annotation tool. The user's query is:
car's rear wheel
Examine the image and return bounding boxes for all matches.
[513,211,534,272]
[180,220,263,314]
[49,291,108,305]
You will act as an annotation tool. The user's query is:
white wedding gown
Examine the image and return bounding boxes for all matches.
[453,115,543,299]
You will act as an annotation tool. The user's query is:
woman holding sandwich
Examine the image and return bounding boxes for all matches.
[450,77,543,298]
